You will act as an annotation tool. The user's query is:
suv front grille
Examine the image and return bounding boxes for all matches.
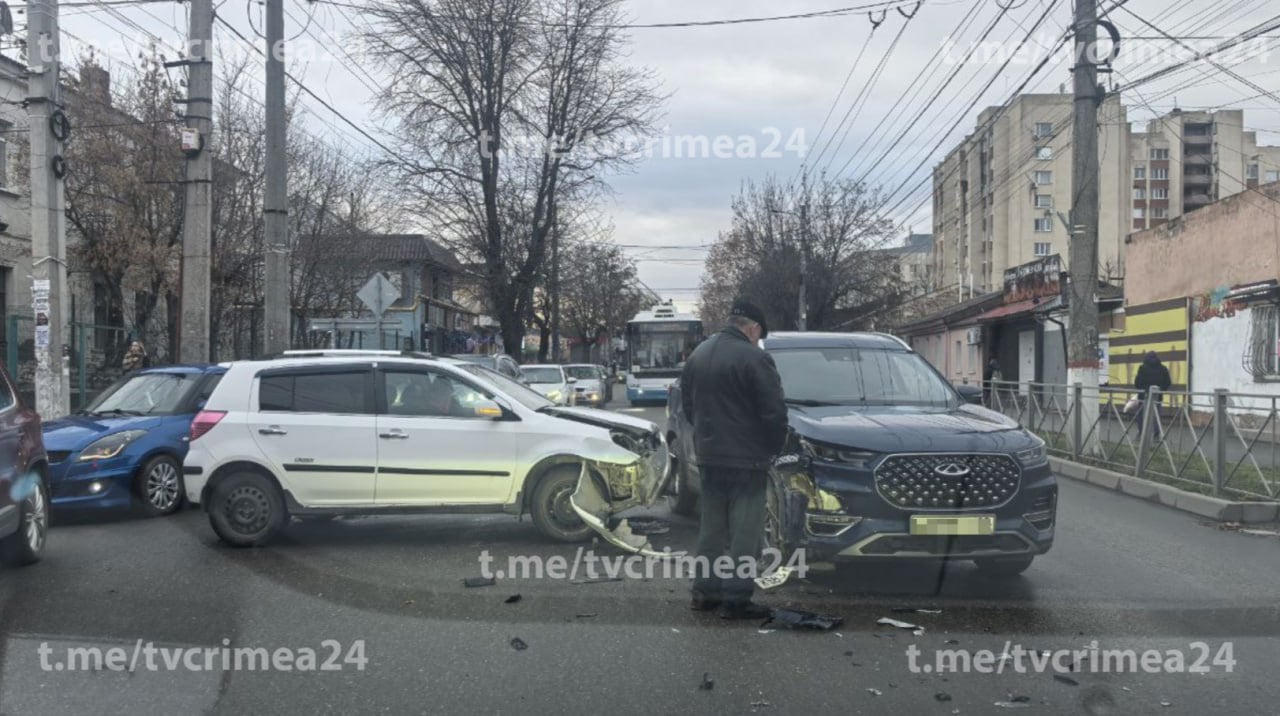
[875,453,1021,511]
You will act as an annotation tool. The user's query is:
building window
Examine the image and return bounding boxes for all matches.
[1033,218,1053,232]
[1133,208,1146,219]
[1035,146,1052,160]
[1152,187,1169,199]
[1150,148,1170,160]
[1152,207,1168,219]
[1034,242,1051,256]
[1247,304,1280,379]
[1152,168,1169,180]
[1134,165,1146,179]
[1248,164,1259,179]
[1034,170,1053,185]
[1034,194,1052,208]
[1267,170,1280,183]
[1034,122,1054,138]
[1133,188,1146,200]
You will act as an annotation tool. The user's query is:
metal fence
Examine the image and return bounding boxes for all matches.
[985,380,1280,502]
[5,316,136,412]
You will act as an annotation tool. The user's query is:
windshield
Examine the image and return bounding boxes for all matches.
[770,348,957,406]
[456,364,552,411]
[520,366,564,384]
[84,372,201,416]
[565,366,598,380]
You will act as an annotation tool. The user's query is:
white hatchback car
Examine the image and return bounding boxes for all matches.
[183,351,668,551]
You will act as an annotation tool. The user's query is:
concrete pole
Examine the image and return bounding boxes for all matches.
[550,218,560,363]
[178,0,213,363]
[262,0,290,354]
[798,167,808,331]
[1068,0,1102,454]
[26,0,68,417]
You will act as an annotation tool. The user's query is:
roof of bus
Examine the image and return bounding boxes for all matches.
[628,310,699,323]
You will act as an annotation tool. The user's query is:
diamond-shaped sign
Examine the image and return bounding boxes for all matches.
[358,273,400,317]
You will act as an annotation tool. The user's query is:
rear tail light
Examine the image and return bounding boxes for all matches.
[191,410,227,441]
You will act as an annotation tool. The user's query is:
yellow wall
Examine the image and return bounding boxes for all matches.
[1107,298,1189,406]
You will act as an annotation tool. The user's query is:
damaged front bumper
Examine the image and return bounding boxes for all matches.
[769,454,1057,563]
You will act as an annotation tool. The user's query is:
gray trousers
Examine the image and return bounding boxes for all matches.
[693,466,768,606]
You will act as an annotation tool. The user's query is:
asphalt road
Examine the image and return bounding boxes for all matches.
[3,400,1280,714]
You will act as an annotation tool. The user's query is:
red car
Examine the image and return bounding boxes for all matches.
[0,364,48,566]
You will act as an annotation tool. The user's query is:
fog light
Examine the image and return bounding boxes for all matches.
[806,513,862,537]
[1024,510,1054,530]
[88,481,105,495]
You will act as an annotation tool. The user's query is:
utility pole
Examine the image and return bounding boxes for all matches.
[177,0,213,363]
[798,166,809,331]
[26,0,68,417]
[550,217,560,363]
[262,0,290,354]
[1068,0,1101,453]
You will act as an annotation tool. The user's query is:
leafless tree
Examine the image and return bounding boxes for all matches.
[362,0,662,361]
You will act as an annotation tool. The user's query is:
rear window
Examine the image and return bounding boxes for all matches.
[259,371,369,414]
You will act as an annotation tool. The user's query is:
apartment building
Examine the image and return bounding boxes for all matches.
[932,95,1280,296]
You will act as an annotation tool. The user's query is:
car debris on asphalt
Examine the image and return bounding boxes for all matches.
[760,608,844,631]
[935,692,952,702]
[754,566,794,590]
[504,594,522,604]
[866,688,882,697]
[570,577,624,585]
[464,576,496,588]
[1054,674,1079,686]
[891,607,942,615]
[699,673,714,691]
[509,637,528,651]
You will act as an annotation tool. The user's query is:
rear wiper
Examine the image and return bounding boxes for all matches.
[785,398,842,407]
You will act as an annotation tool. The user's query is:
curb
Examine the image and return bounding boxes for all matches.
[1049,457,1280,523]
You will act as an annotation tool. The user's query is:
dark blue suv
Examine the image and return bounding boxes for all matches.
[42,365,226,516]
[667,332,1056,576]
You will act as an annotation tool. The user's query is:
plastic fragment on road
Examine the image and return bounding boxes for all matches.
[935,692,952,702]
[504,594,522,604]
[509,637,528,651]
[1054,674,1079,686]
[867,688,882,697]
[464,576,496,588]
[877,617,922,634]
[761,608,844,631]
[570,577,623,585]
[699,673,715,691]
[994,702,1030,709]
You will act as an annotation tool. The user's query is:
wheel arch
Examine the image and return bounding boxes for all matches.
[201,460,284,509]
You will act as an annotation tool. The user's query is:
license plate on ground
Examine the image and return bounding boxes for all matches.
[909,515,996,536]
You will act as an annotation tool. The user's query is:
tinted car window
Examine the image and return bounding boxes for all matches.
[260,372,368,414]
[385,371,489,417]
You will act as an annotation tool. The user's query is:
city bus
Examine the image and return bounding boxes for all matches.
[624,302,703,406]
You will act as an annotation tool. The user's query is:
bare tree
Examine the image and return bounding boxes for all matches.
[363,0,661,361]
[699,174,900,331]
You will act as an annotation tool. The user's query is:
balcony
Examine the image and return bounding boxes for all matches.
[1183,173,1213,186]
[1182,153,1212,166]
[1183,132,1212,145]
[1184,193,1213,208]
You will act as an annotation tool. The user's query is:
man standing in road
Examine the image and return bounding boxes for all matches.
[679,298,789,619]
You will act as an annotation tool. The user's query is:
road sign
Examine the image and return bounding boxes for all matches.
[357,273,400,317]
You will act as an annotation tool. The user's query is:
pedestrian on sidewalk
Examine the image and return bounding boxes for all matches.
[1134,351,1172,438]
[679,298,788,620]
[983,357,1001,407]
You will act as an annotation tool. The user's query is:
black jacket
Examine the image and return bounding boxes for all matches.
[680,327,789,471]
[1134,357,1172,398]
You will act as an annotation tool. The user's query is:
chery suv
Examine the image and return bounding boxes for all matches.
[183,351,668,551]
[0,363,49,566]
[667,332,1056,576]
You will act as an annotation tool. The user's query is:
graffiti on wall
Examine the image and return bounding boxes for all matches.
[1192,286,1245,323]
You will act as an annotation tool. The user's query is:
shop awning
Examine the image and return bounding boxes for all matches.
[970,298,1041,323]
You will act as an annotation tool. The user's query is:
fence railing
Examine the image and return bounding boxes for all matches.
[983,379,1280,502]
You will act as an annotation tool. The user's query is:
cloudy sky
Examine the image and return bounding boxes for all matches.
[53,0,1280,312]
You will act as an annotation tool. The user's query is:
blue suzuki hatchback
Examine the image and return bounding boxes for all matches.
[42,365,226,516]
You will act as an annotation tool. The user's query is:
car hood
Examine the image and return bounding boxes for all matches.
[42,414,167,450]
[788,403,1037,453]
[542,405,657,435]
[527,382,566,391]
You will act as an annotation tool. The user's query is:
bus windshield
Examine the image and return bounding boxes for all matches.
[627,321,702,376]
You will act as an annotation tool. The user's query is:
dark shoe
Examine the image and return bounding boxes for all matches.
[718,602,772,620]
[690,594,721,612]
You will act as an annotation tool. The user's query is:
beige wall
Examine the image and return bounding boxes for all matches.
[1124,183,1280,306]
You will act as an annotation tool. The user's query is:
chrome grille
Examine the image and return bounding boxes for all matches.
[875,453,1021,511]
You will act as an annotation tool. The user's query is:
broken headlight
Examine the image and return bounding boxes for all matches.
[800,438,876,468]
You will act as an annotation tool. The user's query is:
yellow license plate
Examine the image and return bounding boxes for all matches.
[909,515,996,536]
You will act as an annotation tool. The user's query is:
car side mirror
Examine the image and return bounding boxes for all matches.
[473,398,507,419]
[567,377,578,384]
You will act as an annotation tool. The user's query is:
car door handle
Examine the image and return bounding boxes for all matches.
[379,431,409,440]
[258,427,288,436]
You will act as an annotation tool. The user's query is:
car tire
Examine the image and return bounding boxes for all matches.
[208,471,286,547]
[1,476,48,567]
[136,455,185,517]
[530,465,594,543]
[973,556,1034,576]
[670,454,698,517]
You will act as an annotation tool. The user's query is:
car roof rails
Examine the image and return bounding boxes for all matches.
[262,349,437,361]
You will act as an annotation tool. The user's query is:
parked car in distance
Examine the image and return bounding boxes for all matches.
[42,365,226,516]
[447,353,524,383]
[0,363,49,566]
[520,364,576,405]
[182,351,669,549]
[667,332,1056,576]
[565,364,612,407]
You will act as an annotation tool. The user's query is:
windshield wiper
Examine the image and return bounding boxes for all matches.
[785,398,842,407]
[91,408,146,417]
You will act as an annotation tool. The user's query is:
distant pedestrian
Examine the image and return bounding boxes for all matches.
[1134,351,1172,438]
[983,358,1001,406]
[679,298,788,620]
[122,340,148,373]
